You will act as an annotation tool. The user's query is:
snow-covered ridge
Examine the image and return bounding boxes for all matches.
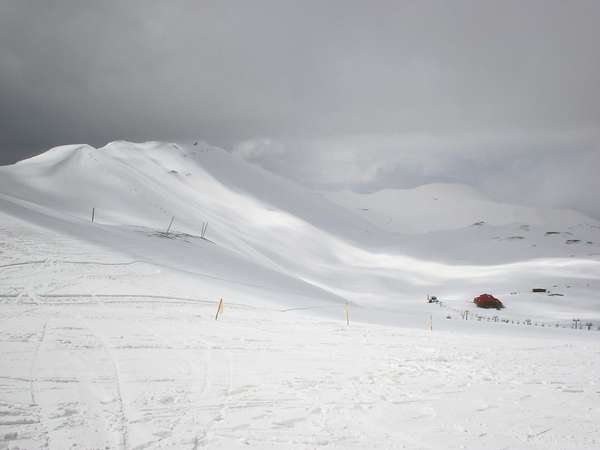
[2,141,600,449]
[326,183,593,234]
[1,141,599,318]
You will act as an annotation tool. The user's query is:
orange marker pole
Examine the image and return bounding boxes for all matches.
[215,298,223,320]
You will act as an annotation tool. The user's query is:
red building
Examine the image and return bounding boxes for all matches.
[474,293,504,309]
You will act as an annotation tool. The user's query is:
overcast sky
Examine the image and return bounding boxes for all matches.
[1,1,599,216]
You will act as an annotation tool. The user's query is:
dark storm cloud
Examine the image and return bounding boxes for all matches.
[1,1,599,216]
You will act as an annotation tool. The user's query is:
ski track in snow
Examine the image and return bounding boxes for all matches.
[2,291,600,448]
[72,309,130,449]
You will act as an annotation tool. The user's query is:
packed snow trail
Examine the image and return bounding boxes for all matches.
[2,302,599,449]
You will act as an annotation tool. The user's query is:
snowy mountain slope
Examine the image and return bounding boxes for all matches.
[1,214,598,449]
[1,141,600,320]
[325,183,600,266]
[3,141,599,264]
[0,141,375,244]
[326,183,594,234]
[2,142,600,449]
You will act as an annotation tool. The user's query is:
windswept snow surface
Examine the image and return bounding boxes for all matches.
[326,183,593,234]
[1,141,599,449]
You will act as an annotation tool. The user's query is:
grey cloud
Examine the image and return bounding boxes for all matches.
[2,1,599,156]
[1,1,599,217]
[233,131,600,219]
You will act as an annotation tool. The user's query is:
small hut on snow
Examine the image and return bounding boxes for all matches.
[473,293,504,309]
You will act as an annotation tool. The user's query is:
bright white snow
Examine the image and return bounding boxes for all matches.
[1,141,599,449]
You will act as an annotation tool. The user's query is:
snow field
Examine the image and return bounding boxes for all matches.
[0,210,599,449]
[1,141,599,449]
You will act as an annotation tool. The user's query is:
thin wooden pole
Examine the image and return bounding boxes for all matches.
[345,303,350,326]
[166,216,175,234]
[91,207,95,223]
[215,298,223,320]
